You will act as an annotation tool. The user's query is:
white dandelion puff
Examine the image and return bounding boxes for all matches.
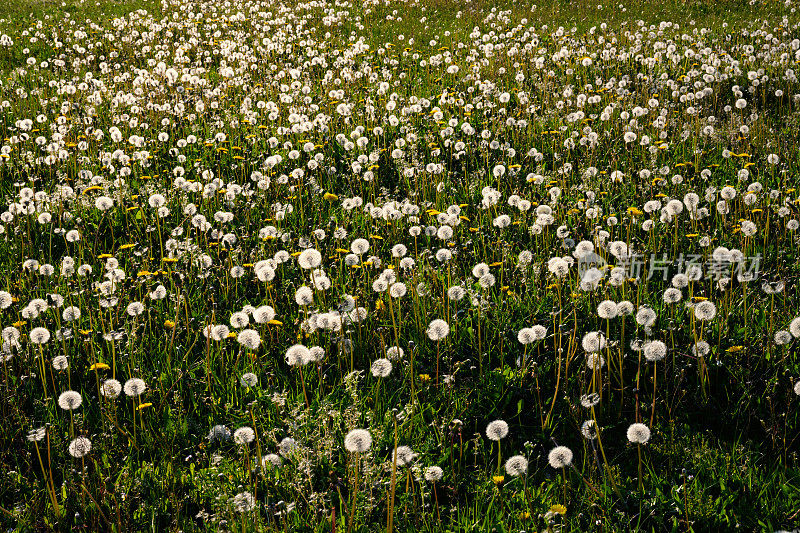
[547,446,573,468]
[426,319,450,341]
[123,378,146,397]
[643,340,667,362]
[237,329,261,350]
[68,437,92,458]
[694,301,717,321]
[485,420,509,441]
[370,358,392,378]
[29,327,51,345]
[424,466,443,482]
[393,446,417,466]
[233,426,256,445]
[101,379,122,399]
[58,390,82,411]
[344,429,372,452]
[504,455,528,476]
[627,423,651,444]
[240,373,258,388]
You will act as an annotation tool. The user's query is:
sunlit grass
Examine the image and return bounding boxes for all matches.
[0,0,799,531]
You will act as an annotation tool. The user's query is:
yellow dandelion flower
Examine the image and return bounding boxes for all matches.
[550,504,567,515]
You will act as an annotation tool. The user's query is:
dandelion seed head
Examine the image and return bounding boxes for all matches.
[426,319,450,341]
[58,390,82,411]
[126,301,145,317]
[29,327,50,345]
[485,420,509,441]
[393,445,416,466]
[386,346,404,360]
[0,291,12,309]
[253,305,276,324]
[581,420,598,440]
[580,393,600,408]
[635,307,657,327]
[27,427,46,442]
[504,455,528,476]
[627,423,651,444]
[232,491,256,513]
[644,340,667,362]
[672,274,689,288]
[237,329,261,350]
[370,358,392,378]
[424,466,443,482]
[233,426,255,445]
[285,344,311,366]
[389,282,407,298]
[694,300,717,321]
[123,378,146,397]
[597,300,618,319]
[350,238,370,255]
[616,301,634,315]
[295,286,314,306]
[472,263,490,279]
[775,330,792,345]
[68,437,92,458]
[240,372,258,388]
[262,454,282,469]
[517,328,536,345]
[230,311,250,329]
[586,353,605,369]
[279,437,297,457]
[298,248,322,269]
[101,379,122,399]
[692,341,711,357]
[447,286,466,301]
[62,306,81,321]
[548,446,573,468]
[662,288,682,304]
[581,331,606,353]
[789,317,800,338]
[208,425,232,442]
[344,429,372,452]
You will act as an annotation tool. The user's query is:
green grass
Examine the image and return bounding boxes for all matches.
[0,0,799,531]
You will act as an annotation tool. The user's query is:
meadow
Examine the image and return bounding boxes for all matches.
[1,0,800,530]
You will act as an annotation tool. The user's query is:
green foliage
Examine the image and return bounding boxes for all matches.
[0,0,800,531]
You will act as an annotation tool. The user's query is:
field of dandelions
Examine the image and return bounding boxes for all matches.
[3,0,800,530]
